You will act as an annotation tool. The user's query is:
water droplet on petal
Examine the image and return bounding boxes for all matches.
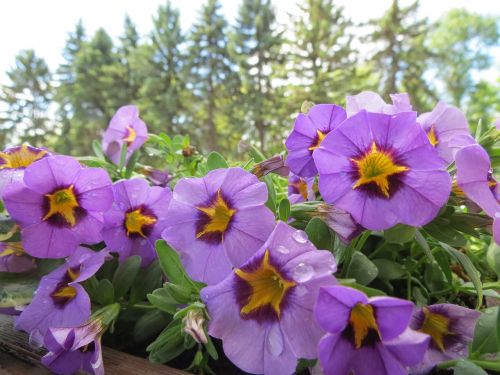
[277,245,290,254]
[267,324,283,357]
[293,262,314,282]
[295,285,307,296]
[292,230,308,244]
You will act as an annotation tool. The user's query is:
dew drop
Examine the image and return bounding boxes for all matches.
[293,262,314,282]
[266,324,284,357]
[292,230,308,244]
[277,245,290,254]
[295,285,307,297]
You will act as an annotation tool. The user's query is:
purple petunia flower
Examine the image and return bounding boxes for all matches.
[103,178,172,266]
[251,155,290,178]
[409,304,481,375]
[102,105,148,165]
[138,166,173,187]
[288,173,315,204]
[315,286,429,375]
[346,91,412,117]
[3,155,113,258]
[456,144,499,217]
[162,167,276,285]
[285,104,347,177]
[42,319,105,375]
[0,144,50,198]
[15,247,109,344]
[417,102,471,164]
[201,221,337,375]
[455,143,500,244]
[313,110,451,230]
[0,242,36,273]
[315,204,363,243]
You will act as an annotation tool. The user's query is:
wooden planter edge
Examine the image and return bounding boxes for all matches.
[0,314,188,374]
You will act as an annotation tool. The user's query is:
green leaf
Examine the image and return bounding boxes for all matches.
[384,224,416,243]
[163,283,192,305]
[441,243,483,309]
[112,255,141,299]
[156,240,203,291]
[118,142,128,170]
[454,360,488,375]
[92,140,105,160]
[92,279,115,306]
[147,288,178,314]
[263,175,276,212]
[424,218,467,247]
[486,242,500,278]
[206,151,228,171]
[305,217,334,251]
[129,260,163,305]
[345,252,378,285]
[124,150,140,178]
[372,259,405,280]
[471,307,500,356]
[147,320,185,363]
[205,334,219,360]
[434,248,453,284]
[424,262,447,292]
[339,279,387,296]
[415,230,435,262]
[133,310,170,343]
[278,199,291,222]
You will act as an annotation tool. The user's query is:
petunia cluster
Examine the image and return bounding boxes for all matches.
[0,93,495,375]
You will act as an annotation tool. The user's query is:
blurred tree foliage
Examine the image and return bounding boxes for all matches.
[0,0,498,156]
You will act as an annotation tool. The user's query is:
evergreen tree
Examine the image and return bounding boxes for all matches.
[230,0,283,149]
[290,0,358,104]
[0,50,52,146]
[69,28,129,154]
[137,1,187,135]
[119,15,141,101]
[368,0,434,109]
[429,9,499,107]
[186,0,238,151]
[54,20,86,154]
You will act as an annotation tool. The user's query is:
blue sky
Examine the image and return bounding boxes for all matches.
[0,0,498,85]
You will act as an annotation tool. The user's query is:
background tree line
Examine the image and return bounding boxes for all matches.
[0,0,498,156]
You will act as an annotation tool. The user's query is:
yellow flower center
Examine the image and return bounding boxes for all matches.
[0,243,25,258]
[427,126,439,147]
[43,185,80,227]
[291,179,309,200]
[349,303,381,349]
[125,208,157,238]
[123,126,137,145]
[196,190,236,240]
[51,285,78,302]
[352,142,408,198]
[308,130,327,151]
[0,144,47,170]
[418,308,452,352]
[235,250,296,319]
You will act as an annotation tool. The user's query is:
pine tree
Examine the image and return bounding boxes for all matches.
[119,15,141,101]
[230,0,283,150]
[368,0,434,109]
[290,0,358,104]
[54,20,86,154]
[429,9,499,107]
[186,0,238,151]
[137,1,187,135]
[0,50,52,147]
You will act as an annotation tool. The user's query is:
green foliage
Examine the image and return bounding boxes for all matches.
[0,49,52,146]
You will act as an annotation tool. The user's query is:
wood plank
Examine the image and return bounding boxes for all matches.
[0,314,187,374]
